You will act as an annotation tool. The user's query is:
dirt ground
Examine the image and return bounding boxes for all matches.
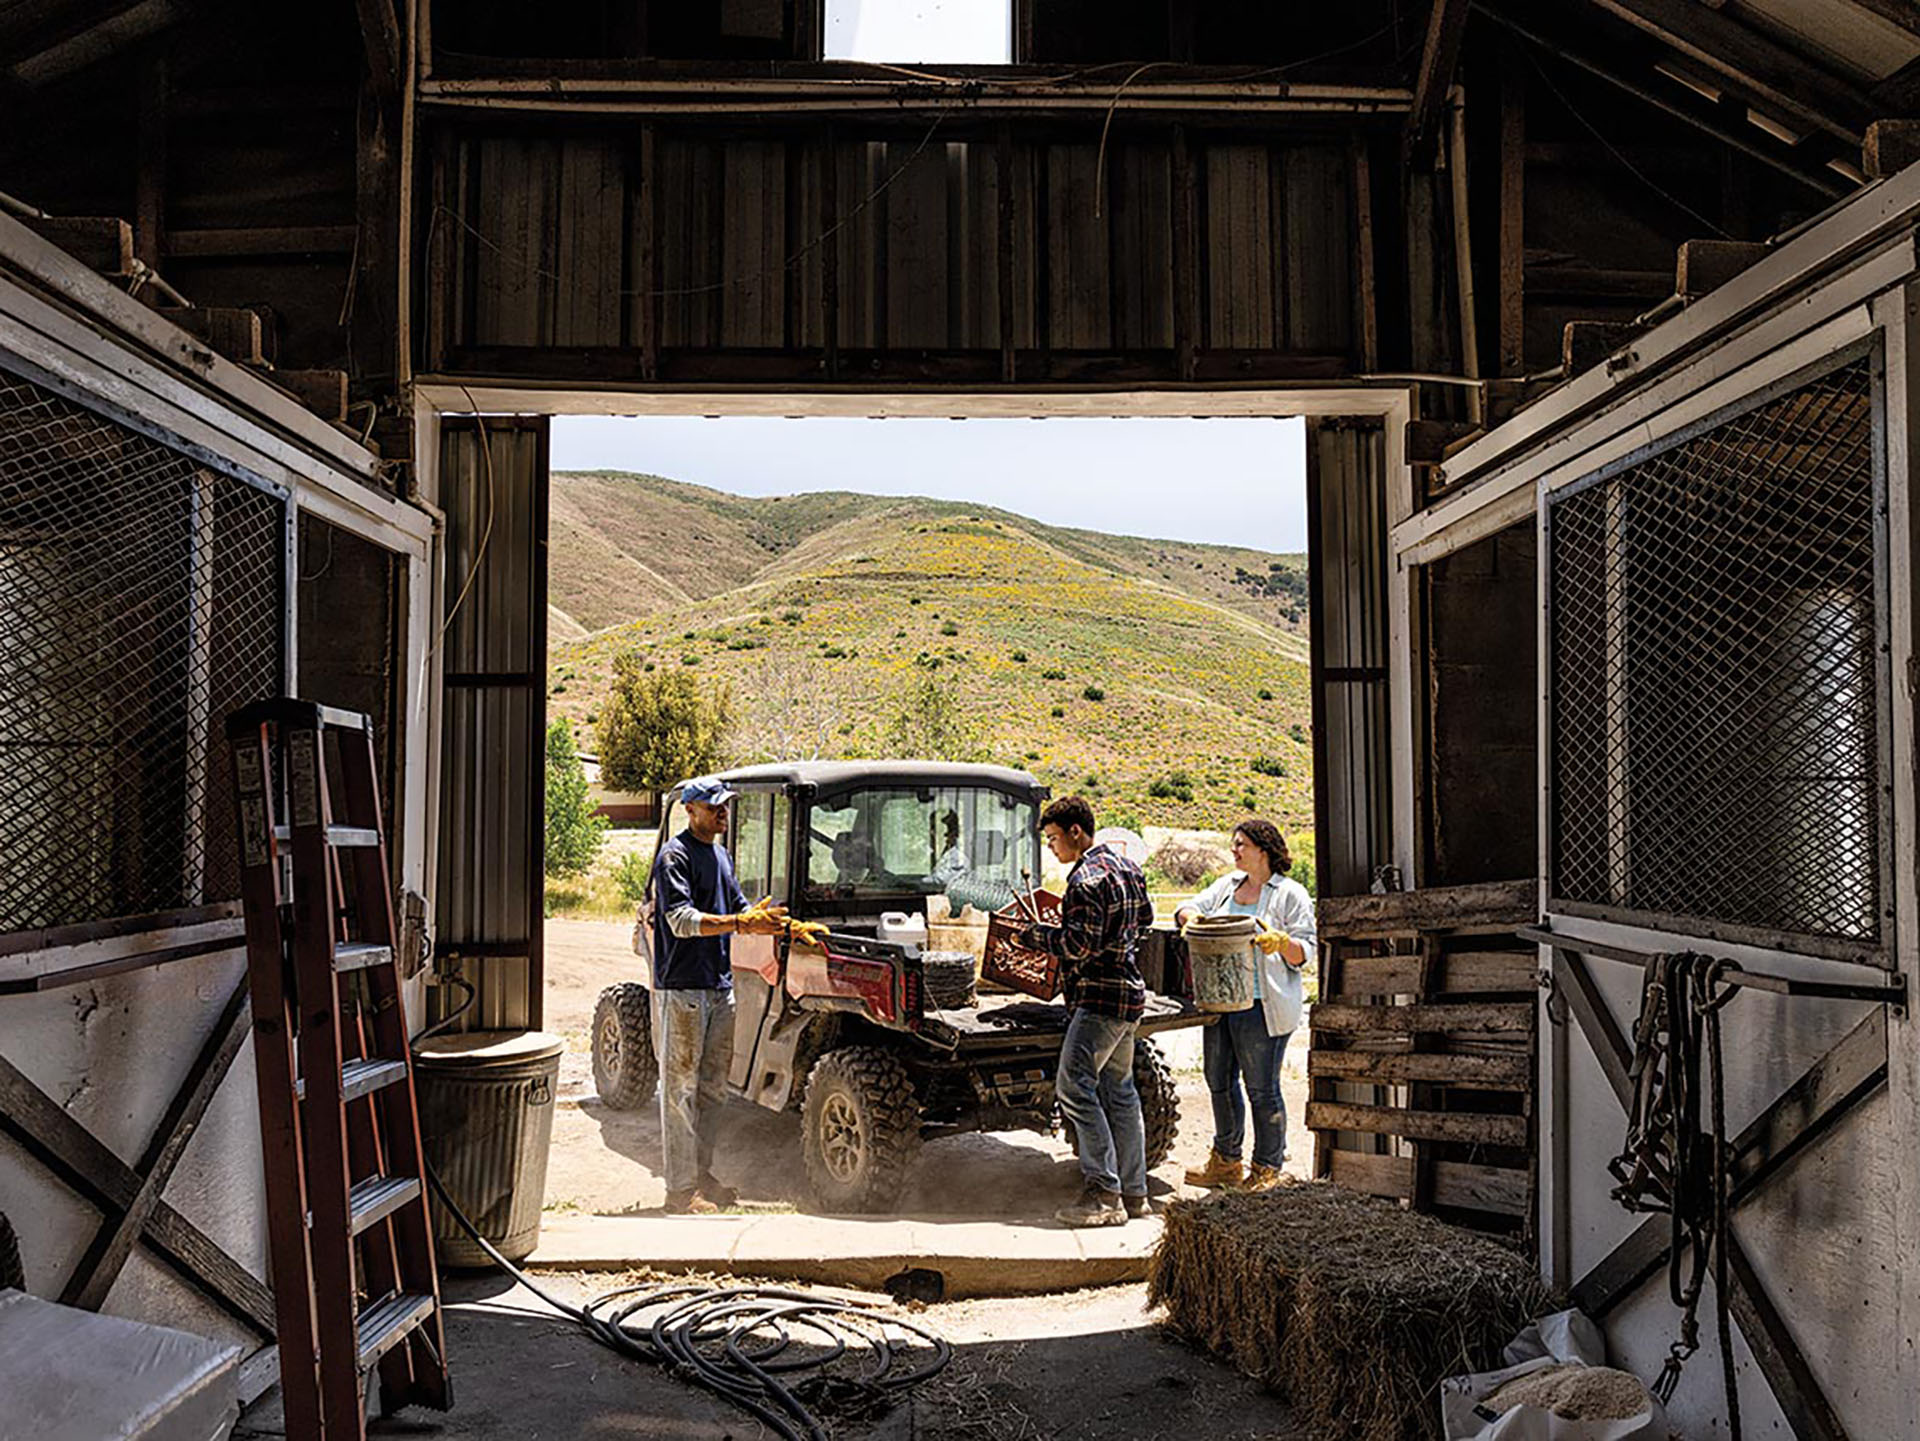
[238,1271,1308,1441]
[541,918,1313,1219]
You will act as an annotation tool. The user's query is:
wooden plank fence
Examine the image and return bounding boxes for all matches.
[1309,878,1539,1241]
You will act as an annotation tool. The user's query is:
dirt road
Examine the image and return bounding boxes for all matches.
[541,918,1311,1219]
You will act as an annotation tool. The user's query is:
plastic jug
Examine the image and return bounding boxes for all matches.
[878,910,928,953]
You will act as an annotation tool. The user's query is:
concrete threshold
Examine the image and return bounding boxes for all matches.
[526,1211,1161,1299]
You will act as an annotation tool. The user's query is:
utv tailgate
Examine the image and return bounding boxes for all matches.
[922,991,1208,1052]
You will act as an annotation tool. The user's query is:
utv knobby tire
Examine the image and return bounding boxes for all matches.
[0,1209,21,1291]
[801,1047,922,1213]
[1134,1038,1179,1169]
[1061,1037,1180,1170]
[592,982,659,1109]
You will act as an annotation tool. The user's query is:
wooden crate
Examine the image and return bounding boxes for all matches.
[1308,879,1539,1242]
[980,889,1062,1000]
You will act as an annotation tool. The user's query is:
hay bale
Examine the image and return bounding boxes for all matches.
[1147,1180,1556,1441]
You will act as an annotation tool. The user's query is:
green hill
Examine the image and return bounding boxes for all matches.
[547,472,1314,831]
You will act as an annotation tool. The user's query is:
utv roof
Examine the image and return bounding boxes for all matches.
[686,760,1046,793]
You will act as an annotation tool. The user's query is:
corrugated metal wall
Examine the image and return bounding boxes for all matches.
[429,125,1372,384]
[1308,417,1393,898]
[434,416,549,1031]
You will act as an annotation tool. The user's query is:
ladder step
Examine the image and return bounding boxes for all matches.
[271,824,380,848]
[299,1057,410,1103]
[348,1173,423,1237]
[334,942,393,973]
[356,1291,436,1372]
[314,703,370,732]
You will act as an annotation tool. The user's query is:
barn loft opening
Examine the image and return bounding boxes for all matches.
[824,0,1014,63]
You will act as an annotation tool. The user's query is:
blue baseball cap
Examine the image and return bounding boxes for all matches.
[679,776,738,807]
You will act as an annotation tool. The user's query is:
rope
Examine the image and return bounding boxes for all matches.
[1608,951,1742,1436]
[423,1163,950,1441]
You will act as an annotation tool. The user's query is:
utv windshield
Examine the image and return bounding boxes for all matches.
[804,785,1038,903]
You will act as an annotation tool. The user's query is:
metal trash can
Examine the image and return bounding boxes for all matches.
[414,1030,565,1267]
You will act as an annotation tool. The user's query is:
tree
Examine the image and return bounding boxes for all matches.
[544,718,606,879]
[598,656,734,793]
[729,651,848,763]
[881,675,985,762]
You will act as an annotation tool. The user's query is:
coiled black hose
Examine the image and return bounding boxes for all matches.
[423,1164,951,1441]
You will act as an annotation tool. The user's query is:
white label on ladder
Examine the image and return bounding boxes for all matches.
[289,730,321,828]
[233,740,264,797]
[240,796,270,868]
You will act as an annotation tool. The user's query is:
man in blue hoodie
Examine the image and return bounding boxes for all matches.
[650,777,789,1214]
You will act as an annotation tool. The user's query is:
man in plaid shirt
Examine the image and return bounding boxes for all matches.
[1018,795,1154,1227]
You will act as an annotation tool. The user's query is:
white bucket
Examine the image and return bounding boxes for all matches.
[1185,914,1258,1013]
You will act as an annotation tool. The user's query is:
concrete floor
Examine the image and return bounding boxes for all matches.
[236,1272,1308,1441]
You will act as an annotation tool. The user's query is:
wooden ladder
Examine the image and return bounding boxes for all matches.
[226,699,452,1441]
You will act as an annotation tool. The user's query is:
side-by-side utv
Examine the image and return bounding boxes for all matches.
[590,761,1207,1212]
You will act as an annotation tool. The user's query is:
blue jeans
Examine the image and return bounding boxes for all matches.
[1204,1008,1290,1168]
[653,987,735,1195]
[1056,1007,1148,1197]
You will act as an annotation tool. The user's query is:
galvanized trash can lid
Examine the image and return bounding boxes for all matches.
[413,1029,565,1068]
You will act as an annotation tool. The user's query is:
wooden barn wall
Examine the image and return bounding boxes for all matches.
[426,125,1376,386]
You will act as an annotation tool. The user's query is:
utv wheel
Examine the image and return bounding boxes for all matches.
[0,1209,21,1291]
[1134,1038,1179,1169]
[1061,1037,1180,1170]
[801,1047,922,1213]
[592,983,659,1109]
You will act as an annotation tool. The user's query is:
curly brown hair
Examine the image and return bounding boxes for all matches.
[1039,794,1096,838]
[1233,818,1292,877]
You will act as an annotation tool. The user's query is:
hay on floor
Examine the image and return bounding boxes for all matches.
[1147,1179,1556,1441]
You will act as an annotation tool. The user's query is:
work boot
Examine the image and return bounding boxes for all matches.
[664,1188,719,1216]
[1183,1149,1245,1189]
[697,1176,739,1209]
[1123,1193,1155,1219]
[1242,1164,1283,1193]
[1056,1185,1127,1228]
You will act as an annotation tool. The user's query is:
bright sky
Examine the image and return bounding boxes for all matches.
[823,0,1012,63]
[550,416,1310,552]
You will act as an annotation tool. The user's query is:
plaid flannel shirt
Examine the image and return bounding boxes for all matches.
[1026,843,1151,1021]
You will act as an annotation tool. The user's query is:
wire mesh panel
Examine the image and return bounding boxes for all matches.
[1549,353,1883,949]
[0,368,285,936]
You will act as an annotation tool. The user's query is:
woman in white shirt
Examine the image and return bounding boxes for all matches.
[1172,818,1316,1193]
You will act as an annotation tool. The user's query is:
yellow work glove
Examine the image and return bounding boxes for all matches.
[1252,922,1289,957]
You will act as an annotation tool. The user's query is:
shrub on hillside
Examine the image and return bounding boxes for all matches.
[1010,650,1028,662]
[1147,770,1195,803]
[1082,685,1105,702]
[1251,754,1287,777]
[1257,687,1274,700]
[598,658,734,793]
[1041,668,1067,680]
[1151,837,1223,887]
[939,620,960,636]
[1289,722,1308,744]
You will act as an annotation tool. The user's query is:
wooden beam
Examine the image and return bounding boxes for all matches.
[1306,1099,1529,1147]
[135,53,166,271]
[60,979,252,1311]
[1328,1149,1531,1215]
[1406,0,1471,166]
[1551,947,1634,1108]
[1311,1001,1534,1034]
[1317,878,1536,938]
[1848,0,1920,43]
[353,0,403,109]
[1583,0,1872,144]
[1473,3,1853,200]
[1498,46,1525,375]
[165,225,357,258]
[1866,118,1920,180]
[1723,1231,1850,1441]
[0,1050,273,1334]
[1308,1047,1533,1088]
